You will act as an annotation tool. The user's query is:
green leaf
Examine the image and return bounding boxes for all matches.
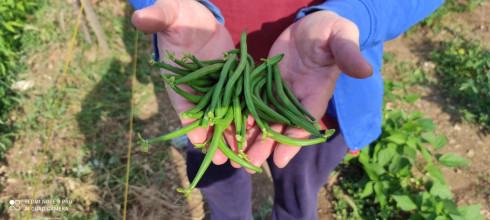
[374,181,387,208]
[2,22,16,32]
[419,191,433,212]
[458,203,483,220]
[377,147,395,166]
[420,146,433,165]
[422,132,446,149]
[385,133,406,145]
[437,153,469,167]
[389,156,411,176]
[405,93,422,103]
[430,182,453,200]
[360,181,374,198]
[427,165,446,184]
[417,118,436,131]
[391,195,417,211]
[409,112,424,121]
[448,214,465,220]
[363,163,385,180]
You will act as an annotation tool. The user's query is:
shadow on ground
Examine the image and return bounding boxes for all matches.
[75,4,203,219]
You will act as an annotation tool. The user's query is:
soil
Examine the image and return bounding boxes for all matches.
[0,1,488,219]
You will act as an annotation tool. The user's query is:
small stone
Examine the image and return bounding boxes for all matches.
[11,80,34,91]
[454,144,461,149]
[467,149,475,157]
[454,125,461,131]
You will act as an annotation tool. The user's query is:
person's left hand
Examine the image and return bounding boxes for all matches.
[232,10,373,172]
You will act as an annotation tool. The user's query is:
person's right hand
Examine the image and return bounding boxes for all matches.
[132,0,235,164]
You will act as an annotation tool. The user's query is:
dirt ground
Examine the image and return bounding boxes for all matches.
[135,3,490,219]
[0,1,488,219]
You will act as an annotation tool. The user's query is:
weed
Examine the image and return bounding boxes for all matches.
[431,36,489,131]
[332,79,483,219]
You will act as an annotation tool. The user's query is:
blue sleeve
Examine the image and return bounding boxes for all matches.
[296,0,445,49]
[127,0,224,61]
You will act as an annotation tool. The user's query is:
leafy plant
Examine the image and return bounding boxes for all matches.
[0,0,38,157]
[332,79,482,219]
[418,0,485,33]
[431,37,489,132]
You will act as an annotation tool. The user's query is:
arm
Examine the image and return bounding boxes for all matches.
[297,0,446,48]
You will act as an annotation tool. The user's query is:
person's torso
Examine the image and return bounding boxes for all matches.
[212,0,323,61]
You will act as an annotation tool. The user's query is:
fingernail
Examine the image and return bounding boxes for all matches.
[277,157,290,168]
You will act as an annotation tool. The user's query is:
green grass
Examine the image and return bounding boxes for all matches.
[0,0,177,218]
[431,36,489,131]
[2,0,488,219]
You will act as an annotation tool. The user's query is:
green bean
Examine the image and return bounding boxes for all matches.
[201,105,211,128]
[257,108,285,124]
[237,109,249,160]
[151,60,191,76]
[218,138,261,172]
[213,103,233,126]
[194,139,211,154]
[177,101,237,198]
[208,54,237,120]
[233,97,242,136]
[272,64,305,120]
[174,58,199,71]
[137,120,200,152]
[221,30,248,112]
[201,59,226,65]
[251,54,284,80]
[253,77,266,97]
[252,95,291,125]
[251,77,290,124]
[190,78,215,87]
[265,62,321,136]
[181,86,216,115]
[281,75,317,124]
[244,61,266,132]
[234,76,244,98]
[177,124,226,199]
[181,111,204,119]
[174,63,225,85]
[263,123,330,146]
[231,97,247,159]
[165,49,199,71]
[186,53,205,68]
[188,83,212,93]
[161,74,202,103]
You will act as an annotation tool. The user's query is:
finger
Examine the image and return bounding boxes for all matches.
[245,123,260,149]
[331,20,373,79]
[223,126,241,168]
[229,115,259,168]
[273,126,311,168]
[212,147,228,165]
[244,123,285,174]
[246,114,255,129]
[131,0,178,33]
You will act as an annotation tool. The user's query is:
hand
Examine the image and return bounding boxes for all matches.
[236,11,373,172]
[132,0,235,164]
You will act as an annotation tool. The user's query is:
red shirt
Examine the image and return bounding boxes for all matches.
[212,0,323,62]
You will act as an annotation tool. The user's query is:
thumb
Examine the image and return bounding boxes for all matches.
[330,21,373,79]
[131,0,179,33]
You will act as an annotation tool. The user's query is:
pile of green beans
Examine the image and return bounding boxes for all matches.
[137,30,335,199]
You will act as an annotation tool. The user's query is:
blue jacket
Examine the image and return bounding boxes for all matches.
[129,0,445,150]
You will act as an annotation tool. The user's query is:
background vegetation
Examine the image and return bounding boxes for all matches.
[0,0,487,219]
